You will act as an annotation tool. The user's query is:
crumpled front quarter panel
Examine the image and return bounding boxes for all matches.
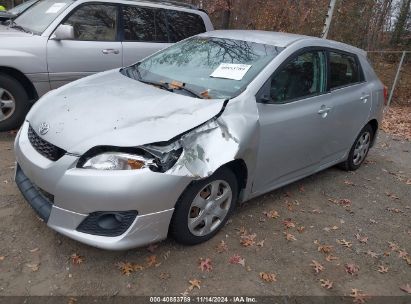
[168,91,260,199]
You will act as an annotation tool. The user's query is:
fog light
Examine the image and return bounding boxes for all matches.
[76,211,138,237]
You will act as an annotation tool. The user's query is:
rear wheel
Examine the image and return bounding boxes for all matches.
[339,124,374,171]
[0,74,31,132]
[170,167,238,245]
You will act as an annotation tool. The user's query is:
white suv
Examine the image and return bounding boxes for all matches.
[0,0,213,131]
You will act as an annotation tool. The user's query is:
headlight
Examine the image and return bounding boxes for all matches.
[79,142,183,172]
[82,153,156,171]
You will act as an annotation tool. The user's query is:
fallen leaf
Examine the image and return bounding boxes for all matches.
[398,250,408,258]
[29,248,39,253]
[297,226,305,233]
[388,242,399,251]
[320,279,333,289]
[199,258,213,272]
[259,272,277,282]
[400,284,411,294]
[70,253,84,265]
[337,239,353,248]
[310,260,325,274]
[257,240,265,247]
[345,263,360,275]
[0,256,5,261]
[215,240,228,253]
[385,192,400,200]
[367,250,378,259]
[146,255,160,267]
[283,219,296,229]
[163,250,171,261]
[299,185,305,192]
[350,288,370,304]
[284,232,297,241]
[325,255,338,262]
[116,262,135,276]
[240,233,257,247]
[25,263,40,272]
[404,256,411,266]
[355,233,369,244]
[68,298,77,304]
[263,209,279,219]
[188,279,201,290]
[228,254,245,267]
[318,244,334,254]
[377,265,388,274]
[159,272,170,280]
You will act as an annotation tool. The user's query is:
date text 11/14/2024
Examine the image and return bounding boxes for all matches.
[149,296,258,303]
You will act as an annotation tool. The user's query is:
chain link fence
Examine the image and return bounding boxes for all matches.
[367,51,411,107]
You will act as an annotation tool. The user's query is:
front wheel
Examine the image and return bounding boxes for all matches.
[0,73,31,132]
[170,167,238,245]
[339,124,374,171]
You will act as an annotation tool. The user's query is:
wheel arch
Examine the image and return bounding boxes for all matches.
[367,119,379,147]
[0,67,38,101]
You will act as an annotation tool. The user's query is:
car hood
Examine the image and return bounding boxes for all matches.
[0,24,32,36]
[27,70,227,154]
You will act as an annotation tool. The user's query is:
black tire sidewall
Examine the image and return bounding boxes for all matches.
[0,73,30,131]
[346,125,374,171]
[170,167,238,245]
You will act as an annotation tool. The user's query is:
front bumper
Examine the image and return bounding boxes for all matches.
[14,122,193,250]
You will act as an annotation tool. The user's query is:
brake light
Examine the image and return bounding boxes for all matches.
[383,86,388,106]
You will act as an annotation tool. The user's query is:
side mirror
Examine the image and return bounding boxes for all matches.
[51,24,74,40]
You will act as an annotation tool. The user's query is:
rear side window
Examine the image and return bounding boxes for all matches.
[122,6,155,42]
[166,10,206,43]
[122,6,206,43]
[329,51,363,89]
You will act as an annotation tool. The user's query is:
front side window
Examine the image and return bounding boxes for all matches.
[329,51,361,89]
[167,10,206,43]
[63,4,117,41]
[125,37,283,99]
[269,51,326,103]
[13,0,73,34]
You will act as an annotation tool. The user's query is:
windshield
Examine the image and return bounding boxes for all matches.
[129,37,283,99]
[9,0,37,15]
[13,0,72,34]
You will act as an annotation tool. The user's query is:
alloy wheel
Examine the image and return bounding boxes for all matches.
[188,180,233,237]
[353,131,371,166]
[0,88,16,122]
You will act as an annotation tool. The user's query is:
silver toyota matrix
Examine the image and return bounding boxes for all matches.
[14,30,386,250]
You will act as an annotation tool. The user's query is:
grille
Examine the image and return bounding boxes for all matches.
[28,125,66,161]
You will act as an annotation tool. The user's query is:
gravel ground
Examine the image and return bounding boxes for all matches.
[0,130,410,299]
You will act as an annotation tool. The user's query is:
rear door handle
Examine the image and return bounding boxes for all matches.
[318,106,332,114]
[360,95,370,103]
[102,49,120,55]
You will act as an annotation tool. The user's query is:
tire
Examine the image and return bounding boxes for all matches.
[170,167,238,245]
[339,124,374,171]
[0,73,31,132]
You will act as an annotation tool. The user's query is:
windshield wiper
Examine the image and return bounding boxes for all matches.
[9,21,32,34]
[132,64,205,99]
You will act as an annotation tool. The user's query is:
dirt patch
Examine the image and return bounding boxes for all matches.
[0,131,410,298]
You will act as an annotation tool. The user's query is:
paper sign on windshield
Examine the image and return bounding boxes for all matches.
[46,3,66,13]
[210,63,252,81]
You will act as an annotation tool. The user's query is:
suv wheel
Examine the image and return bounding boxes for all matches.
[0,73,31,132]
[170,167,238,245]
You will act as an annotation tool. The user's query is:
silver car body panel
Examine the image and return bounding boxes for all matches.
[14,30,385,250]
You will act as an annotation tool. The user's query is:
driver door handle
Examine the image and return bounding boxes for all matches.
[102,49,120,55]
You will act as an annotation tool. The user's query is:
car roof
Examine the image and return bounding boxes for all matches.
[199,30,366,56]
